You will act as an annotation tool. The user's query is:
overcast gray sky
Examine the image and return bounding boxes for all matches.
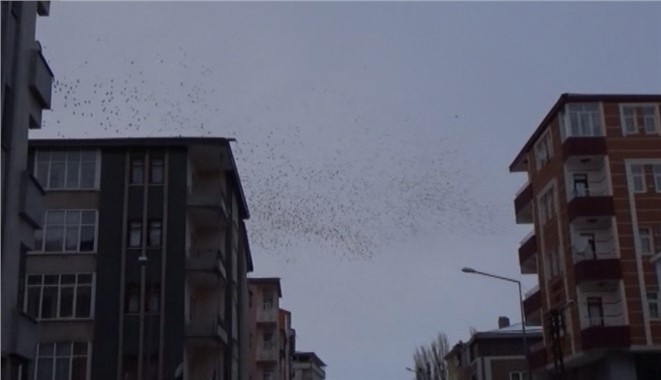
[34,1,661,379]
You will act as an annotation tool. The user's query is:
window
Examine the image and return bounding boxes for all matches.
[534,130,553,170]
[546,249,561,278]
[587,296,604,327]
[640,227,653,255]
[653,165,661,193]
[538,187,555,224]
[509,372,529,380]
[128,221,142,248]
[147,220,161,248]
[149,156,164,184]
[648,291,660,319]
[25,274,93,320]
[620,105,658,135]
[631,165,646,193]
[130,154,144,185]
[566,103,602,137]
[125,284,160,315]
[35,342,89,380]
[263,332,274,349]
[35,150,99,190]
[38,210,97,253]
[573,173,589,197]
[263,370,273,380]
[263,292,273,310]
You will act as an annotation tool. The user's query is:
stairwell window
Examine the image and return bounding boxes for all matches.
[620,105,658,135]
[648,291,660,320]
[129,154,144,185]
[653,165,661,193]
[35,342,89,380]
[147,220,162,248]
[566,103,602,137]
[538,187,555,225]
[128,221,142,248]
[149,155,164,184]
[631,165,646,193]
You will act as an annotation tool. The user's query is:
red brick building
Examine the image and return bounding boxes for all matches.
[510,94,661,379]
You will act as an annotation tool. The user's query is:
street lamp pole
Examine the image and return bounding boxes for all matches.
[461,267,530,379]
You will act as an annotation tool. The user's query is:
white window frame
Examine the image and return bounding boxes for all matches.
[648,291,660,320]
[619,104,660,136]
[534,129,553,170]
[639,227,653,255]
[565,103,602,138]
[538,187,555,225]
[34,150,101,190]
[35,210,98,253]
[631,164,646,193]
[24,273,95,320]
[35,341,91,380]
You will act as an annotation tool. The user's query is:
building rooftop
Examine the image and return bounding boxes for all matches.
[509,93,661,172]
[248,277,283,297]
[293,351,326,368]
[29,136,250,219]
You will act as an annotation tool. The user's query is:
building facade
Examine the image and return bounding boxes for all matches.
[24,137,253,380]
[510,94,661,379]
[445,317,542,380]
[1,1,54,379]
[278,310,294,380]
[291,352,325,380]
[248,278,285,380]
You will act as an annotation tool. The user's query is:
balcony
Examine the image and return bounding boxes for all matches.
[186,315,228,347]
[581,325,630,350]
[519,232,537,274]
[567,195,614,223]
[514,182,533,224]
[29,42,53,111]
[256,306,278,325]
[186,249,226,288]
[19,171,45,230]
[562,137,607,161]
[256,339,280,363]
[573,248,621,284]
[523,286,542,325]
[527,341,547,370]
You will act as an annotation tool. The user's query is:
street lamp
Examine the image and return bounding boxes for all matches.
[461,267,529,379]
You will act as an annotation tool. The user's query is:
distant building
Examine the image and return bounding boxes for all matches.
[24,137,253,379]
[278,309,295,380]
[1,1,54,379]
[445,317,542,380]
[292,352,326,380]
[248,278,284,380]
[510,94,661,379]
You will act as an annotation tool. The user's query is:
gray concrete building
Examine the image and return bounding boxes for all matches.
[2,1,53,379]
[292,352,325,380]
[24,137,253,380]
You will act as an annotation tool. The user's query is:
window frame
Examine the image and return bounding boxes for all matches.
[128,221,142,248]
[35,210,98,254]
[653,165,661,193]
[35,341,91,380]
[149,155,164,185]
[34,150,100,191]
[147,220,162,248]
[129,154,145,185]
[534,129,553,170]
[631,164,646,193]
[619,104,659,136]
[639,227,653,255]
[24,273,95,320]
[564,103,602,138]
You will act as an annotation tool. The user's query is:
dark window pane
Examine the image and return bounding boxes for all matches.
[36,358,53,380]
[81,211,95,224]
[60,287,74,318]
[39,343,55,356]
[77,274,92,284]
[129,222,142,247]
[75,286,92,318]
[44,275,58,284]
[34,228,43,251]
[55,357,70,380]
[71,357,87,380]
[73,342,87,355]
[148,221,161,248]
[150,157,164,184]
[66,157,80,188]
[49,162,65,189]
[65,226,79,251]
[130,156,144,184]
[47,211,65,225]
[80,162,96,188]
[36,161,49,188]
[28,275,43,285]
[56,342,72,356]
[45,226,63,252]
[66,211,80,225]
[79,226,95,251]
[61,275,76,284]
[81,150,96,161]
[26,287,41,317]
[41,286,58,318]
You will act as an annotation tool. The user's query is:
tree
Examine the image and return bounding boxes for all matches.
[411,332,449,380]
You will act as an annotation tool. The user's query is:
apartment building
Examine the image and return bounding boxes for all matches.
[510,94,661,379]
[291,352,325,380]
[445,317,542,380]
[278,309,295,380]
[248,278,285,380]
[24,137,253,380]
[1,2,53,379]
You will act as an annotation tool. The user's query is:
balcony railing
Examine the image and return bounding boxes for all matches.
[519,233,537,274]
[257,339,280,362]
[562,136,607,159]
[567,195,614,222]
[186,315,227,344]
[257,306,278,324]
[525,285,540,299]
[29,42,53,111]
[579,308,629,350]
[514,182,533,224]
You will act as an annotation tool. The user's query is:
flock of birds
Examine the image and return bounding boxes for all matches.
[40,45,501,260]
